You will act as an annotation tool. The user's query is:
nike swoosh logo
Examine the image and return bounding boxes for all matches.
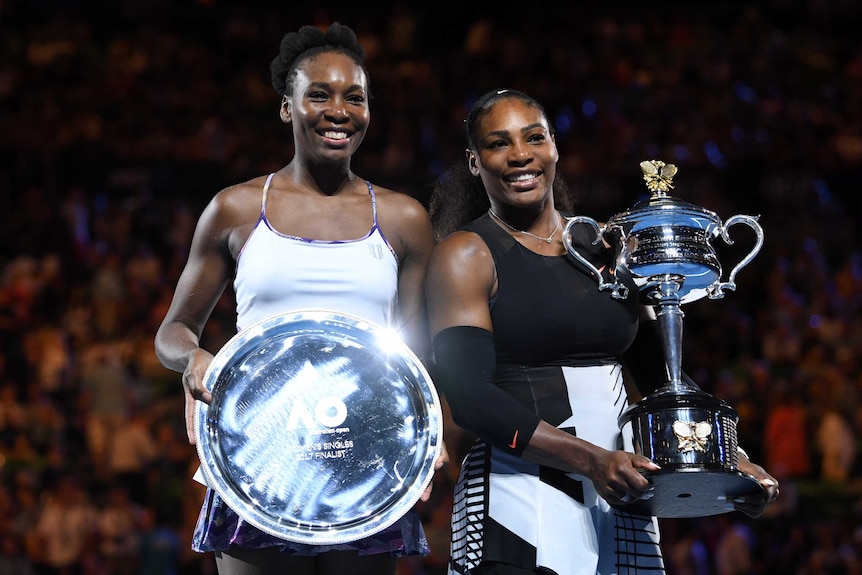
[508,430,519,449]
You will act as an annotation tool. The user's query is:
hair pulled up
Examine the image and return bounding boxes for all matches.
[270,22,367,96]
[428,89,574,241]
[464,89,543,151]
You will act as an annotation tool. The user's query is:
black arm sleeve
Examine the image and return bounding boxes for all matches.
[621,318,698,396]
[431,325,541,456]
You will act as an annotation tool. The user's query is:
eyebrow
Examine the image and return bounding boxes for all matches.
[485,123,547,139]
[520,122,546,133]
[307,81,366,93]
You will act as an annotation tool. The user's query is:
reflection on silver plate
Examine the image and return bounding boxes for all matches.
[194,309,443,545]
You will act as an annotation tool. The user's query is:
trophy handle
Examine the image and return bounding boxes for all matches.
[707,214,764,299]
[562,216,629,299]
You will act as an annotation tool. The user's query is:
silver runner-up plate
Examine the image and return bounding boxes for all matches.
[194,309,443,545]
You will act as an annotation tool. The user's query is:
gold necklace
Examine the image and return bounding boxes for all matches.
[488,209,560,244]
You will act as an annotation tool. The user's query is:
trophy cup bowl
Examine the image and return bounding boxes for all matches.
[562,160,765,518]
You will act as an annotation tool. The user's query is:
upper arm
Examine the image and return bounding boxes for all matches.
[376,192,435,355]
[425,231,496,338]
[156,193,237,350]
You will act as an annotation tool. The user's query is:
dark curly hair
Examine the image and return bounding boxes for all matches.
[270,22,368,97]
[428,89,574,241]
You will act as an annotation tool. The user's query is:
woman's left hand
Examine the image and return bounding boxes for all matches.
[421,441,451,502]
[734,451,780,518]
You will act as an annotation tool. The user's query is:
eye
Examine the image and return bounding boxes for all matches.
[527,133,547,144]
[307,90,329,101]
[346,93,366,104]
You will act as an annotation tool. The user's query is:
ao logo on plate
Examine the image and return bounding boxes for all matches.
[285,397,348,430]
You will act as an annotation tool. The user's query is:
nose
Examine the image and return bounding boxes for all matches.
[508,140,533,165]
[325,99,349,121]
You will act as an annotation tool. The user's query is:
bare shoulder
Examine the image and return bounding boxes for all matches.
[428,230,495,287]
[370,184,432,258]
[212,176,268,215]
[372,184,429,223]
[431,229,491,265]
[191,176,272,258]
[200,176,270,226]
[428,231,496,294]
[428,231,496,295]
[426,230,496,331]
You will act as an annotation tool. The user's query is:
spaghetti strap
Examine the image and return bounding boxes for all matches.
[365,180,378,227]
[261,173,276,217]
[257,177,379,241]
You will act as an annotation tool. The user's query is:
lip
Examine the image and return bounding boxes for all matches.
[503,170,543,190]
[319,129,352,146]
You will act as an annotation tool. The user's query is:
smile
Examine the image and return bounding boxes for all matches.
[505,172,541,183]
[323,131,349,140]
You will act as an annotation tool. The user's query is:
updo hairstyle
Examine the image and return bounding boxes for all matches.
[269,22,368,97]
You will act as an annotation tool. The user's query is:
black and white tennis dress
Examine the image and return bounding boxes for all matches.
[448,213,665,575]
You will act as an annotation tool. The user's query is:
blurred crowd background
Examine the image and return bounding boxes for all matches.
[3,0,862,573]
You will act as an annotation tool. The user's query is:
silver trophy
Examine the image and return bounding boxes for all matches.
[194,309,443,544]
[562,160,765,518]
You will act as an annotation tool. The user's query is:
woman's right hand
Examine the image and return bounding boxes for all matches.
[590,448,658,506]
[183,348,215,444]
[522,421,658,506]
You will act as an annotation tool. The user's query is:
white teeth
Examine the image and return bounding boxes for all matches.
[511,173,538,182]
[324,131,348,140]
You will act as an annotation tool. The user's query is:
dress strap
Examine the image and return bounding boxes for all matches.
[465,212,514,256]
[364,180,378,227]
[260,173,276,218]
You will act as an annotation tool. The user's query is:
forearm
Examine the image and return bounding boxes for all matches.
[154,320,205,374]
[432,327,659,501]
[396,274,431,362]
[520,420,605,476]
[432,325,611,472]
[431,325,541,455]
[396,306,430,364]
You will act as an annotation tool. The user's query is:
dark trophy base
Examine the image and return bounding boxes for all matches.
[619,386,763,518]
[618,467,764,518]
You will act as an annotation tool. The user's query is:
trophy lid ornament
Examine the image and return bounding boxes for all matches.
[640,159,677,193]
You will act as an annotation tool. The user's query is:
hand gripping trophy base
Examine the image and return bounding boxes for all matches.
[618,387,765,518]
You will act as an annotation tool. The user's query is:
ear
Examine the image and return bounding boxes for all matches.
[279,96,291,123]
[466,149,480,176]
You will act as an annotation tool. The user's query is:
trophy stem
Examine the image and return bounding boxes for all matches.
[651,275,698,394]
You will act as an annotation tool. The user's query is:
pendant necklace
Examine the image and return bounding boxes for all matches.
[488,209,560,244]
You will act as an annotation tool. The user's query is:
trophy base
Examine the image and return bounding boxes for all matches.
[617,467,764,518]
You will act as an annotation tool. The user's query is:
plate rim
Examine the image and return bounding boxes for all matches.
[193,308,443,545]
